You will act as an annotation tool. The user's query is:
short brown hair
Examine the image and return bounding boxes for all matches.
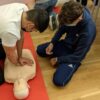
[59,0,83,25]
[27,9,49,32]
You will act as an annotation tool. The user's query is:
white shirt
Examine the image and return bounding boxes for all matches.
[0,3,28,47]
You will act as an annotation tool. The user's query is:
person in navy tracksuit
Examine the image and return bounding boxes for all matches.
[37,1,96,86]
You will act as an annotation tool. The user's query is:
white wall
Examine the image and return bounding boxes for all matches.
[0,0,24,5]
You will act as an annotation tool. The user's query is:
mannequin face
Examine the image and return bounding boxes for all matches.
[14,79,29,99]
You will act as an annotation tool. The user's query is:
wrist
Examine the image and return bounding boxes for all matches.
[17,57,22,62]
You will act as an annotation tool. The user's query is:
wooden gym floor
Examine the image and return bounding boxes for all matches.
[31,8,100,100]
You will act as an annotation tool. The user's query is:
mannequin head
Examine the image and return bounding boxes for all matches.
[13,78,29,100]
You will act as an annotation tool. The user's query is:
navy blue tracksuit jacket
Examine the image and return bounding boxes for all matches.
[51,8,96,64]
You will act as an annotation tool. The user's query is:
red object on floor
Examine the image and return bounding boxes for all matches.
[53,6,61,14]
[0,32,49,100]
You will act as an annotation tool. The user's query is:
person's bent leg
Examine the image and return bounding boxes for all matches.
[0,67,5,85]
[0,39,5,85]
[0,39,6,59]
[36,42,50,57]
[76,0,87,6]
[53,63,80,86]
[46,0,58,13]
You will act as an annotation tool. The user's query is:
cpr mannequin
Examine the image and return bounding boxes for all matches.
[4,49,36,99]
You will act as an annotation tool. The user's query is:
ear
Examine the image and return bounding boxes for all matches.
[27,21,35,27]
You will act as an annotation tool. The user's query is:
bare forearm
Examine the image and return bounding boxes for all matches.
[16,32,24,60]
[16,39,23,58]
[3,46,18,65]
[7,51,18,65]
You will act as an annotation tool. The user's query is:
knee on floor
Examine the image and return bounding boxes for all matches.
[53,74,68,87]
[36,45,47,57]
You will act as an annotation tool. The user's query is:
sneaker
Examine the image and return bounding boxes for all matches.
[49,13,58,30]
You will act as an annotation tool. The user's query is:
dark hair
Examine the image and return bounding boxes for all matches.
[58,0,83,25]
[26,9,49,32]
